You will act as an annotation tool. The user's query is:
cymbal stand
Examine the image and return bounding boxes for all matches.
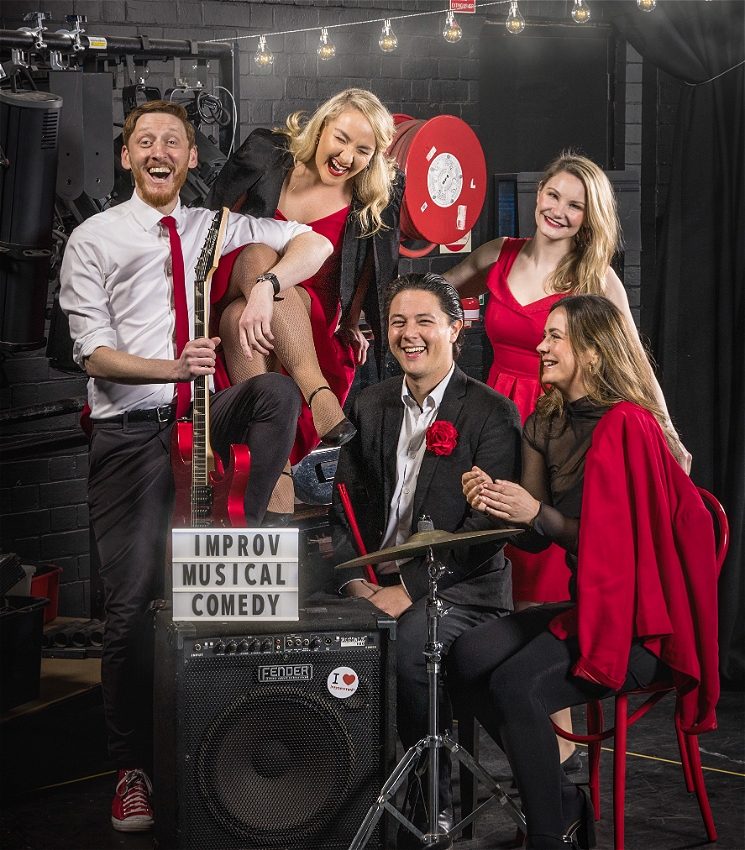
[349,544,526,849]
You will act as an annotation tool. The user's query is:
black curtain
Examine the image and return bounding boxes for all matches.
[610,1,744,688]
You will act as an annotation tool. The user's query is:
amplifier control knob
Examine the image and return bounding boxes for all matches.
[238,640,249,653]
[311,637,322,650]
[214,642,226,655]
[261,638,273,652]
[226,641,238,654]
[248,639,260,652]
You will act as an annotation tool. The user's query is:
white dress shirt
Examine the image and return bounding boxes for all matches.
[60,191,311,419]
[377,364,455,575]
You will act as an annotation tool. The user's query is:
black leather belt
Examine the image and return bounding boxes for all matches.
[91,403,177,426]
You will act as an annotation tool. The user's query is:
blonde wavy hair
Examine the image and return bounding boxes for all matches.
[538,152,622,295]
[536,295,679,453]
[275,88,397,235]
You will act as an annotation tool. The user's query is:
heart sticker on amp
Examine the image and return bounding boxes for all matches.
[327,666,359,699]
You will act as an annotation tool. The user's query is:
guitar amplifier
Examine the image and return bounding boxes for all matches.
[154,598,397,850]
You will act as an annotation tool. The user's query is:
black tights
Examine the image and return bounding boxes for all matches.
[448,605,670,844]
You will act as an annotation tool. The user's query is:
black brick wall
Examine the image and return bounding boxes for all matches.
[1,0,656,616]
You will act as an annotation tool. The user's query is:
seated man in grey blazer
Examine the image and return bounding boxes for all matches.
[331,272,521,849]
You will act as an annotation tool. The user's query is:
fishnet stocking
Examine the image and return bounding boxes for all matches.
[219,246,346,441]
[266,461,294,515]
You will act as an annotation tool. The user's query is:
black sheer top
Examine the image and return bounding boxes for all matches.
[512,397,610,598]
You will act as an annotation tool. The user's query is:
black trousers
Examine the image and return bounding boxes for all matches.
[448,605,670,842]
[88,373,301,768]
[395,594,505,812]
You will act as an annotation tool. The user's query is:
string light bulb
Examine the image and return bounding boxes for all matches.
[317,27,336,60]
[254,35,273,68]
[637,0,656,11]
[442,11,463,43]
[571,0,591,24]
[505,1,526,34]
[379,19,398,53]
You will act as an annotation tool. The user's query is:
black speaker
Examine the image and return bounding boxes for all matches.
[0,90,61,351]
[154,599,396,850]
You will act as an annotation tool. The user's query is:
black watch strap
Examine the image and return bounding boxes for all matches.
[256,272,283,301]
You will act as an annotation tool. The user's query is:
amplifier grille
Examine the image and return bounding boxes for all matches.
[41,111,59,149]
[179,644,383,849]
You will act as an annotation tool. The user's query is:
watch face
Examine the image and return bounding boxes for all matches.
[427,153,463,208]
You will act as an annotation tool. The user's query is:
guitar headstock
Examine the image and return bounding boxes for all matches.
[195,207,230,283]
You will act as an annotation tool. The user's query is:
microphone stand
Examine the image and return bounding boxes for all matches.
[348,543,526,849]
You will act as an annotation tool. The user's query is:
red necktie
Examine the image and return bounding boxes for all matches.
[160,216,191,418]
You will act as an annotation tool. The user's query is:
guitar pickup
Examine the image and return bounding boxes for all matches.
[191,486,214,517]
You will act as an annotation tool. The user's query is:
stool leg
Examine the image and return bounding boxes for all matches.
[613,695,628,850]
[587,701,603,819]
[685,732,718,842]
[674,706,695,791]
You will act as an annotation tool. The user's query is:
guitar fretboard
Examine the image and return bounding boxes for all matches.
[190,209,226,527]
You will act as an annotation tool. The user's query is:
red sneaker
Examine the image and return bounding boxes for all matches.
[111,768,154,832]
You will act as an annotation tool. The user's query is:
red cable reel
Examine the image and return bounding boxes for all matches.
[387,114,487,258]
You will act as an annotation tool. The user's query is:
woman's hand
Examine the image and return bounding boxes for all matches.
[477,479,541,526]
[673,437,693,475]
[337,323,370,366]
[462,466,493,512]
[240,280,276,359]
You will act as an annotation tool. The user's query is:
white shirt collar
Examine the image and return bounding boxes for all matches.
[400,363,456,413]
[129,189,184,233]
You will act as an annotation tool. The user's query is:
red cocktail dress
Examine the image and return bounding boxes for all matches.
[483,237,571,602]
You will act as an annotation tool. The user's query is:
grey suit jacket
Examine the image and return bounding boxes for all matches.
[331,365,522,608]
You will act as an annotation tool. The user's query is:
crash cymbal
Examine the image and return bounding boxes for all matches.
[335,527,521,569]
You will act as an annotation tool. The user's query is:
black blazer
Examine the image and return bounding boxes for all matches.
[204,128,405,373]
[331,365,522,608]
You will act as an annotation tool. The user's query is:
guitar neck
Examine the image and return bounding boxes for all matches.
[191,272,210,490]
[190,208,229,525]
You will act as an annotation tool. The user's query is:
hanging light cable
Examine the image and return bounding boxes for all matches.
[637,0,657,11]
[571,0,591,24]
[442,10,463,43]
[317,27,336,60]
[254,35,274,68]
[505,1,526,34]
[379,19,398,53]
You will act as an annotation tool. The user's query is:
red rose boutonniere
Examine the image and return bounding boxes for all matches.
[426,420,458,456]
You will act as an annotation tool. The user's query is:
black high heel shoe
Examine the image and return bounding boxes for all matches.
[562,785,596,849]
[307,386,357,447]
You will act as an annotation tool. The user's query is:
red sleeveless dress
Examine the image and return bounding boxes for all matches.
[483,237,572,602]
[275,207,356,465]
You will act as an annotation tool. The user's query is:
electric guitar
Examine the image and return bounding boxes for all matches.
[171,208,251,528]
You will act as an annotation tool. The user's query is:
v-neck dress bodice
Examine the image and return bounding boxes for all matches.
[483,237,572,602]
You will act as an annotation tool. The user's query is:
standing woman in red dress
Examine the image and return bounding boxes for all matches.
[206,89,403,518]
[444,152,690,759]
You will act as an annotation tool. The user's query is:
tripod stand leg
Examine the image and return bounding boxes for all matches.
[349,741,428,850]
[441,735,526,832]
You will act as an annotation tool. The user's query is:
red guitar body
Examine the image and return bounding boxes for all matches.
[171,421,252,528]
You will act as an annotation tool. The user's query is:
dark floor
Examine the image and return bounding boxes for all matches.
[1,685,743,850]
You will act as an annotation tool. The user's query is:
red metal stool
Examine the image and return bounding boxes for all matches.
[550,487,728,850]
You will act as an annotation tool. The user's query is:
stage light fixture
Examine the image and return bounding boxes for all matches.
[506,1,526,34]
[317,27,336,60]
[572,0,591,24]
[379,19,398,53]
[637,0,657,10]
[442,11,463,43]
[254,35,273,68]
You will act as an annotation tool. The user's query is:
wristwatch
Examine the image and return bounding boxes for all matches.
[256,272,283,301]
